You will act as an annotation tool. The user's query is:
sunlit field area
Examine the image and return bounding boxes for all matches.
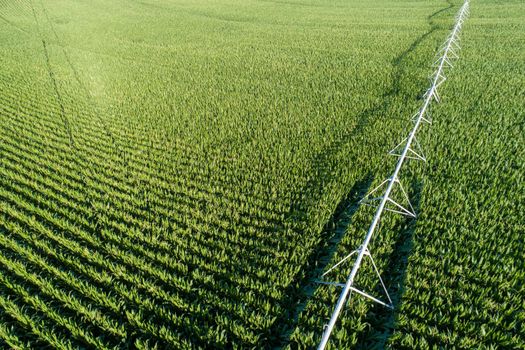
[0,0,523,348]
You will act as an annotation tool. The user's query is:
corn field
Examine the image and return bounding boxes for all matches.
[0,0,523,349]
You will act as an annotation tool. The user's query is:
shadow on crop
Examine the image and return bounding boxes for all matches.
[353,179,423,349]
[354,0,454,132]
[273,174,375,346]
[291,0,456,208]
[1,1,459,348]
[277,0,456,346]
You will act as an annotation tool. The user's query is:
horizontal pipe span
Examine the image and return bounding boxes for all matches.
[317,1,470,349]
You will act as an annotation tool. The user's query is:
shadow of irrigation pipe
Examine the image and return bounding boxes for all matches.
[354,178,423,350]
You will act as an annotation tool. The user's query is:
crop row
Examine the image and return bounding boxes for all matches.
[0,0,504,348]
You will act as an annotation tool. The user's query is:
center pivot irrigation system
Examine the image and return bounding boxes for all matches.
[315,1,470,349]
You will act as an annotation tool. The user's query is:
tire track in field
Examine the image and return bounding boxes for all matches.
[37,0,161,231]
[276,0,456,346]
[35,0,145,233]
[29,1,75,147]
[38,0,118,147]
[0,0,32,34]
[0,14,29,34]
[39,39,75,147]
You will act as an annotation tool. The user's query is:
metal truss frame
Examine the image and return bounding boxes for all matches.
[316,2,470,348]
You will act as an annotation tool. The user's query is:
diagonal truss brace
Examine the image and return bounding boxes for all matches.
[315,248,393,310]
[413,110,432,125]
[389,135,427,162]
[359,177,417,218]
